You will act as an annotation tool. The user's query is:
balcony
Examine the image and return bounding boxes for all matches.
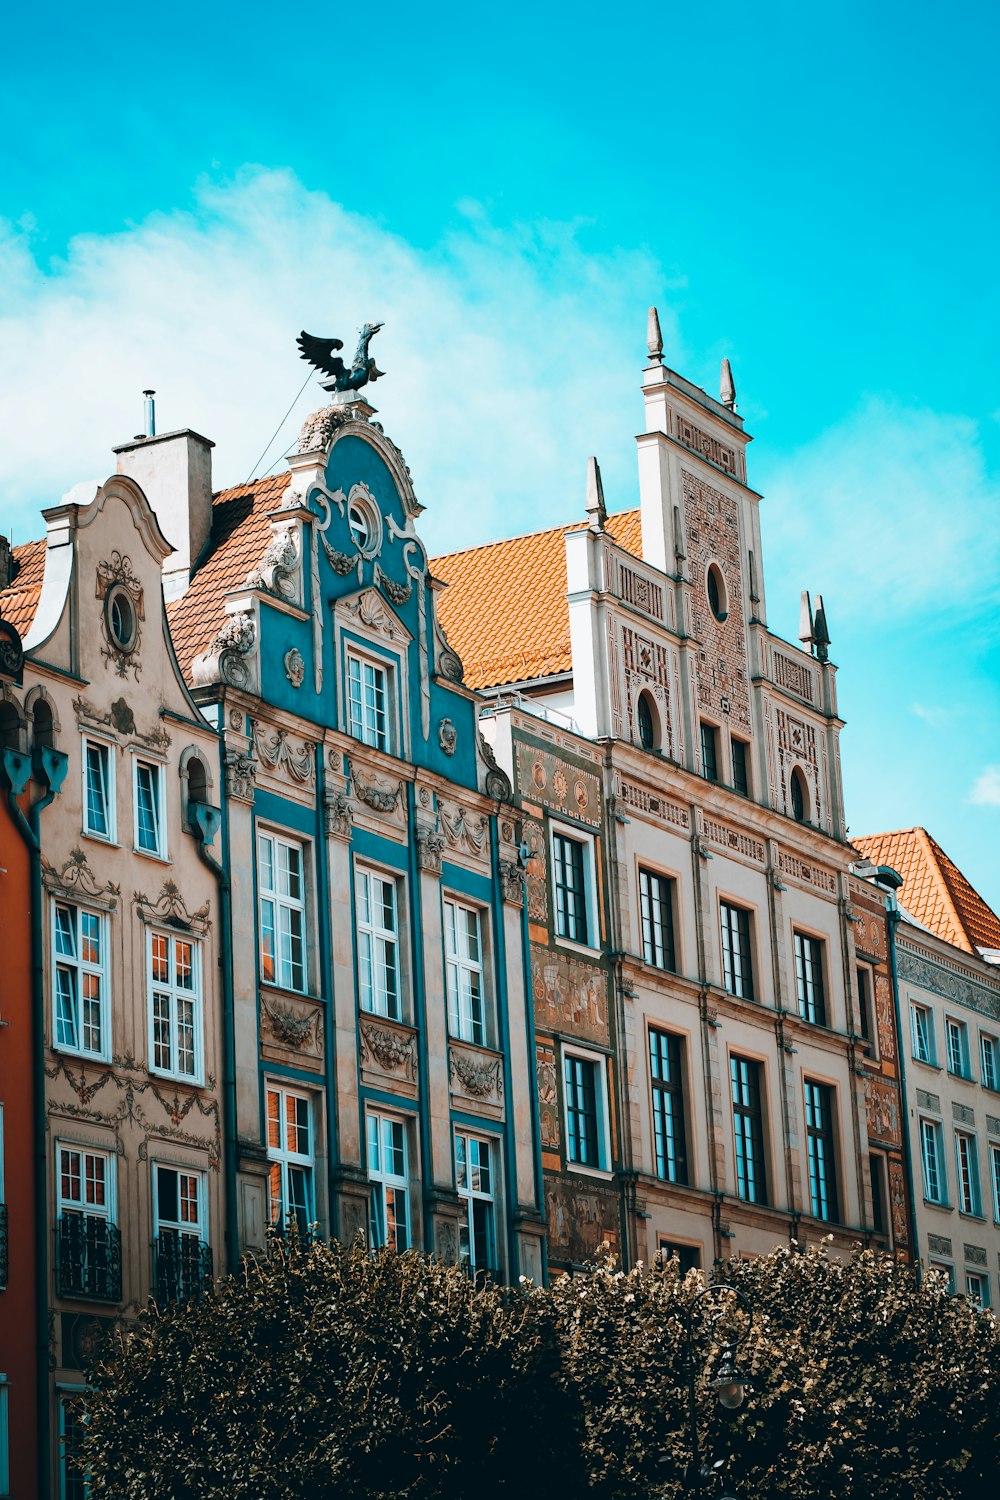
[56,1213,122,1302]
[0,1203,8,1290]
[153,1231,213,1304]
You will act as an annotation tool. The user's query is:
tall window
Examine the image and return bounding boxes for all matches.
[731,737,749,796]
[956,1132,981,1217]
[347,654,389,751]
[455,1132,496,1281]
[649,1029,687,1184]
[990,1144,1000,1223]
[870,1151,887,1236]
[356,867,400,1019]
[636,692,656,751]
[266,1085,314,1235]
[731,1056,767,1204]
[53,903,109,1060]
[981,1033,999,1091]
[720,902,755,1001]
[258,833,306,992]
[804,1081,838,1222]
[444,899,485,1045]
[639,868,676,971]
[56,1143,120,1301]
[148,931,201,1082]
[367,1112,410,1251]
[856,966,873,1046]
[700,722,719,783]
[153,1164,210,1302]
[134,758,165,856]
[564,1053,605,1169]
[910,1003,933,1064]
[552,830,590,946]
[794,933,827,1026]
[966,1271,990,1308]
[920,1119,946,1204]
[59,1395,89,1500]
[790,768,808,822]
[83,737,114,840]
[947,1019,970,1078]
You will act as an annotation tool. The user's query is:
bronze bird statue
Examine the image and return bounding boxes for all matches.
[296,321,385,393]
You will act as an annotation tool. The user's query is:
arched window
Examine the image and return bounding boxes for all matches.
[187,756,208,807]
[706,564,728,623]
[637,692,658,752]
[32,697,54,750]
[0,701,22,752]
[790,768,808,823]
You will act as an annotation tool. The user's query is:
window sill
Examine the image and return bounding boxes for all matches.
[260,978,319,1006]
[52,1043,111,1066]
[911,1058,941,1073]
[81,829,118,848]
[149,1066,206,1091]
[958,1210,986,1222]
[554,935,603,961]
[565,1162,613,1181]
[923,1198,953,1211]
[133,846,170,864]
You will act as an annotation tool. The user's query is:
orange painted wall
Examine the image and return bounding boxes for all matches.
[0,792,38,1497]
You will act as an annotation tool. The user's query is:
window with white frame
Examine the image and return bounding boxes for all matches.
[266,1085,315,1236]
[920,1118,946,1204]
[347,652,390,752]
[367,1111,410,1251]
[794,933,827,1026]
[53,903,109,1060]
[455,1131,497,1281]
[152,1163,210,1302]
[82,737,114,841]
[56,1143,119,1302]
[59,1392,89,1500]
[720,901,755,1001]
[258,832,307,993]
[133,758,165,857]
[946,1018,971,1078]
[444,898,486,1045]
[551,826,596,948]
[356,867,401,1020]
[58,1145,112,1222]
[956,1132,982,1217]
[965,1271,990,1307]
[639,868,677,972]
[148,931,201,1082]
[910,1003,933,1064]
[990,1143,1000,1223]
[563,1050,610,1171]
[981,1033,999,1091]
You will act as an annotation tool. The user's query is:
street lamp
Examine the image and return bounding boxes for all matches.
[680,1283,753,1497]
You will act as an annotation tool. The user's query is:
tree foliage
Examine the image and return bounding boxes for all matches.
[80,1238,1000,1498]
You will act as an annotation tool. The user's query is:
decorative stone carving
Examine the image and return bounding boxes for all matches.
[323,787,353,840]
[433,615,464,683]
[438,717,457,756]
[246,527,299,601]
[350,761,404,814]
[360,1020,417,1081]
[72,694,170,750]
[297,404,352,454]
[228,709,244,732]
[499,859,525,906]
[283,648,305,688]
[193,611,257,690]
[95,551,144,679]
[416,829,445,875]
[964,1243,988,1268]
[898,947,1000,1017]
[449,1046,503,1099]
[0,612,24,681]
[374,563,412,606]
[439,801,488,855]
[928,1233,953,1257]
[134,881,211,934]
[224,750,256,803]
[42,848,119,903]
[345,590,399,640]
[479,734,512,802]
[252,721,315,784]
[261,995,323,1054]
[44,1053,222,1168]
[385,520,431,740]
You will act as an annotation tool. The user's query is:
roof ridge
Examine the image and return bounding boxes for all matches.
[911,826,968,951]
[923,827,1000,950]
[431,505,640,566]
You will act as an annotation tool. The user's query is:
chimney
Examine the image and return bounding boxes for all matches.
[114,425,215,602]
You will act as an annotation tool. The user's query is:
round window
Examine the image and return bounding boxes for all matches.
[707,564,728,622]
[106,587,137,653]
[790,768,808,823]
[348,500,371,553]
[637,692,657,752]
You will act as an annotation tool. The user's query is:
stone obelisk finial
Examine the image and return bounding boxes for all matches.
[813,595,831,663]
[799,590,815,649]
[646,306,664,363]
[585,456,607,531]
[720,357,737,410]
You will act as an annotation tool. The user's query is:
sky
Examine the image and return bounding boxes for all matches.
[1,0,998,909]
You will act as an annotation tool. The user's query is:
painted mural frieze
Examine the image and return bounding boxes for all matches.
[95,551,145,680]
[45,1055,222,1168]
[897,946,1000,1018]
[515,742,600,827]
[449,1044,503,1101]
[888,1159,909,1245]
[545,1180,619,1263]
[72,694,170,750]
[536,1042,560,1150]
[223,749,256,803]
[192,610,258,691]
[42,847,120,904]
[133,880,211,935]
[863,1075,900,1146]
[439,799,488,856]
[360,1019,418,1082]
[873,973,897,1060]
[252,720,315,784]
[349,760,404,815]
[521,816,547,924]
[531,946,609,1047]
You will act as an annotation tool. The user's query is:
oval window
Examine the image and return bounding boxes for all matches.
[790,768,808,823]
[106,587,137,653]
[348,500,371,552]
[637,692,657,752]
[707,564,727,622]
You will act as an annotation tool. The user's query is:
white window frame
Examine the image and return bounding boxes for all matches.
[82,735,115,843]
[919,1118,946,1204]
[52,902,111,1062]
[444,896,488,1046]
[152,1162,208,1243]
[346,648,393,753]
[990,1143,1000,1224]
[455,1130,498,1280]
[946,1017,970,1079]
[367,1109,411,1251]
[132,756,166,858]
[356,865,402,1020]
[965,1270,990,1308]
[910,1002,934,1065]
[56,1142,115,1223]
[258,831,308,994]
[147,929,203,1084]
[265,1084,315,1234]
[561,1044,612,1175]
[956,1131,982,1217]
[980,1032,998,1092]
[548,821,600,954]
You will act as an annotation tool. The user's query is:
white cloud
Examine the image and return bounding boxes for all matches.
[970,767,1000,808]
[911,702,949,728]
[0,168,682,555]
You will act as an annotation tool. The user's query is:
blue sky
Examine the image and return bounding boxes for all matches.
[2,0,998,908]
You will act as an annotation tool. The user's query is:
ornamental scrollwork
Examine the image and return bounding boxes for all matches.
[192,610,257,690]
[349,761,404,814]
[42,847,120,903]
[251,720,315,784]
[246,527,299,602]
[449,1047,503,1099]
[133,881,211,934]
[433,616,464,684]
[95,552,145,680]
[72,694,170,750]
[360,1021,418,1081]
[439,800,488,855]
[479,734,512,803]
[261,996,323,1052]
[44,1055,222,1169]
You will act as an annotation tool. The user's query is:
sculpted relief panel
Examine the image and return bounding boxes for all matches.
[683,473,750,729]
[531,946,609,1047]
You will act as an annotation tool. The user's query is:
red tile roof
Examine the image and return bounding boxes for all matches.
[0,539,48,637]
[854,828,1000,957]
[432,509,643,691]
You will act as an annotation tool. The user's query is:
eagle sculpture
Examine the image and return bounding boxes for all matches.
[296,321,385,392]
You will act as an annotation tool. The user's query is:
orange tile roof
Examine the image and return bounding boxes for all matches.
[0,539,48,637]
[853,828,1000,957]
[167,473,287,674]
[432,509,643,690]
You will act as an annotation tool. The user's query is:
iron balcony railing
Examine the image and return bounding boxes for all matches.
[0,1202,8,1290]
[153,1231,213,1304]
[56,1213,122,1302]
